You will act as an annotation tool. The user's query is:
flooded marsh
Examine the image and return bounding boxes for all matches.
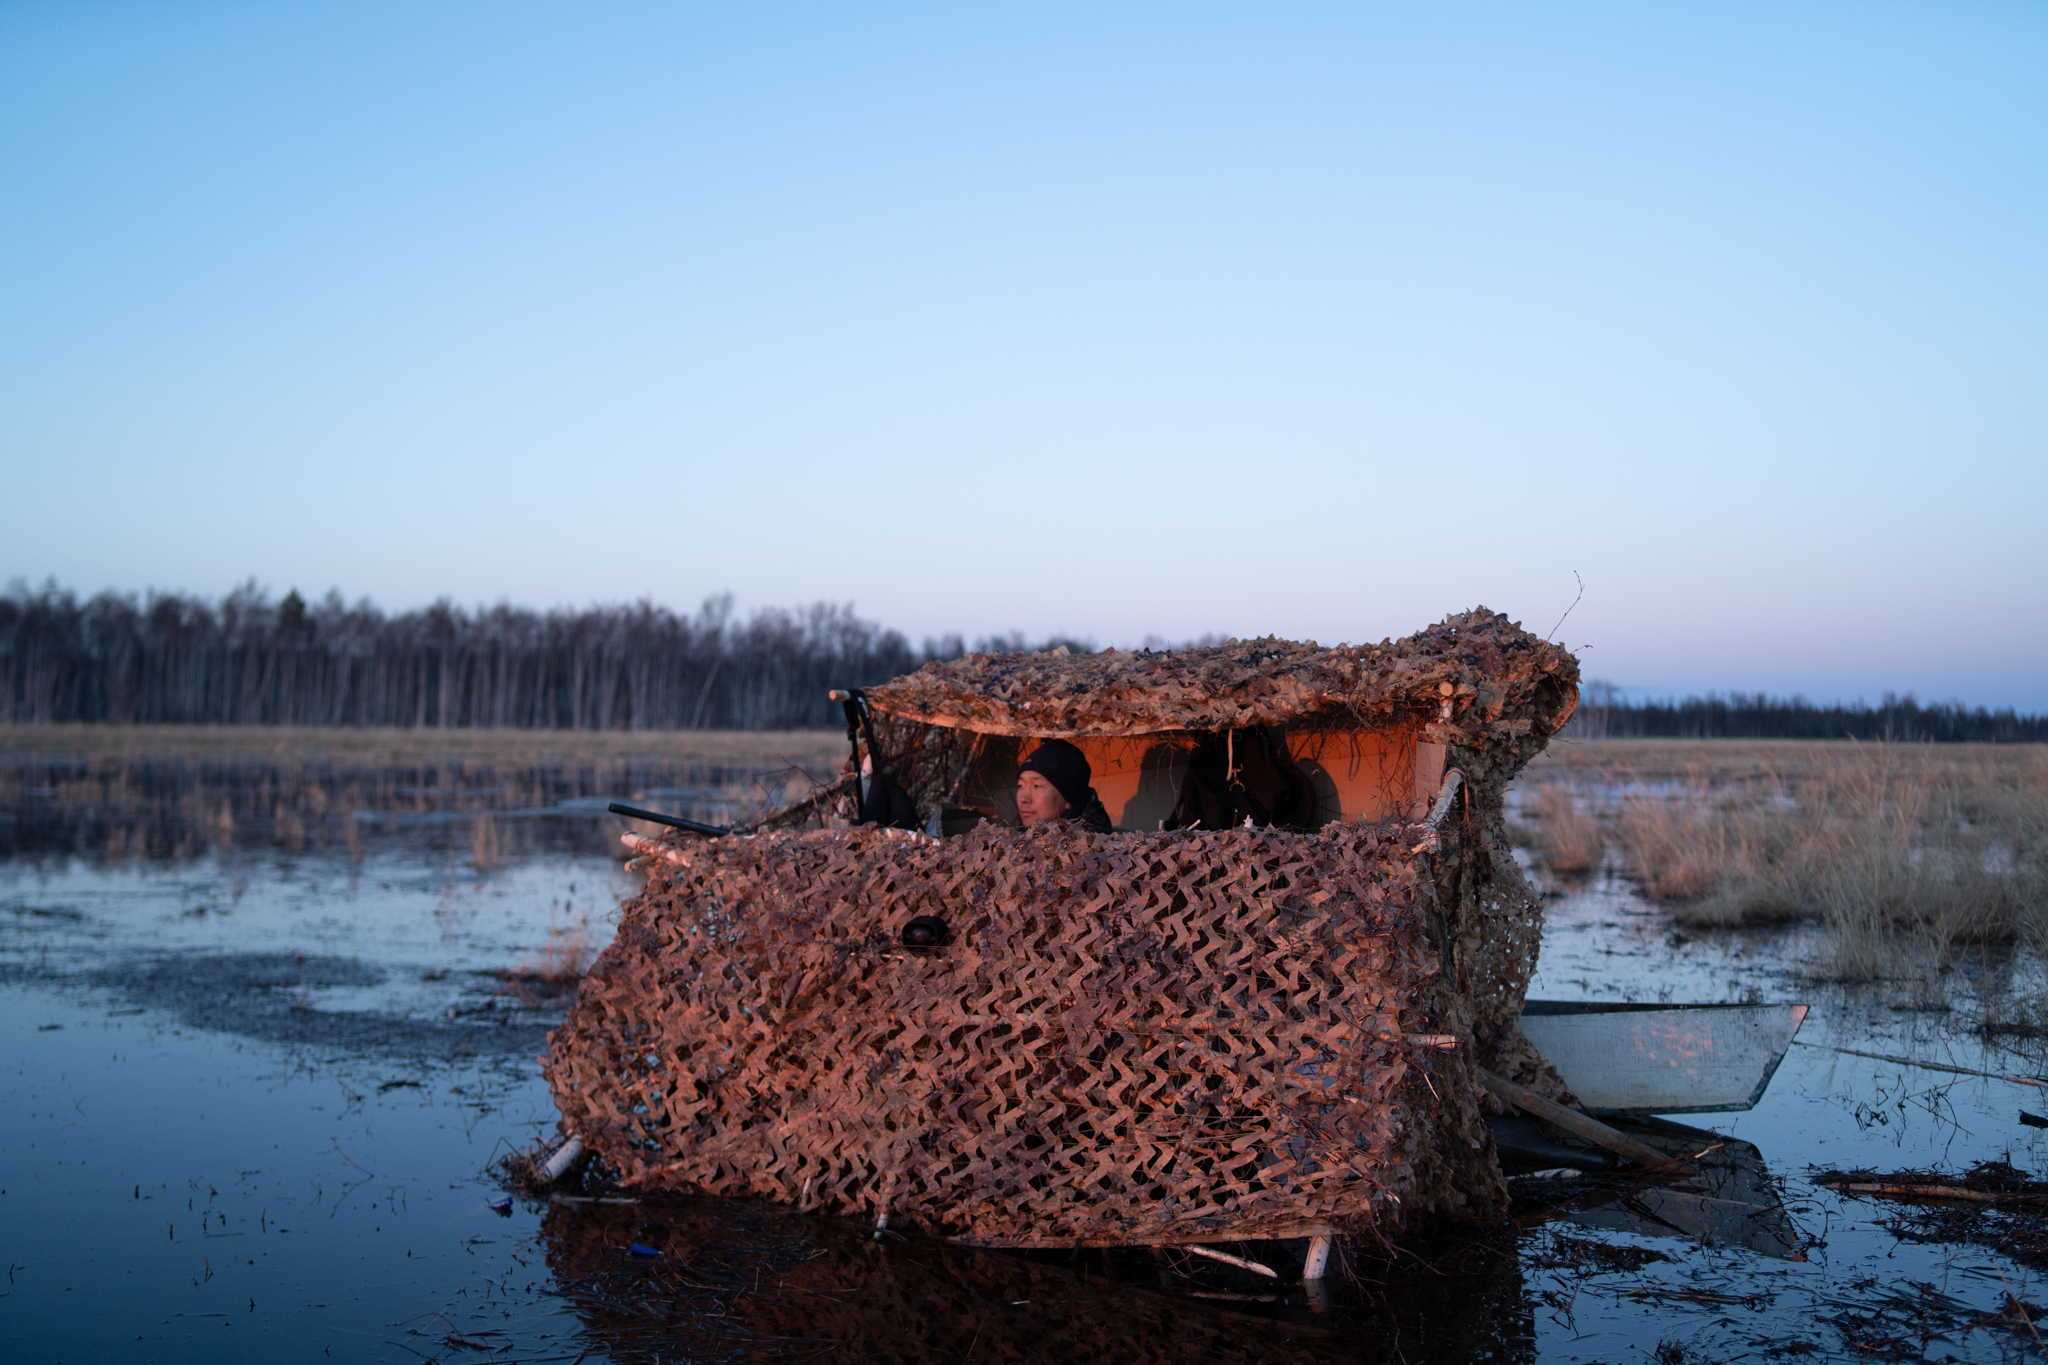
[6,733,2048,1362]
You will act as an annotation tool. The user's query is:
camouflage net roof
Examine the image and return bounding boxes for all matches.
[862,606,1579,741]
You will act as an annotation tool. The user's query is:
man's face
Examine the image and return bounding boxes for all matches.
[1016,770,1069,826]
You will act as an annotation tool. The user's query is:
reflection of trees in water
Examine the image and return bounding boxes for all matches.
[0,755,807,862]
[539,1195,1534,1365]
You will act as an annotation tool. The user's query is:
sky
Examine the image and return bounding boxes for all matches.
[2,1,2043,708]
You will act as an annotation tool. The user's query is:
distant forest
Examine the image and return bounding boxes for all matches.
[3,582,2039,738]
[0,582,1032,730]
[1561,684,2046,744]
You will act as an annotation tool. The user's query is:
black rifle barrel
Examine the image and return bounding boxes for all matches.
[606,802,728,837]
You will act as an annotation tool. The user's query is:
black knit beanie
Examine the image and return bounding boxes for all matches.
[1018,739,1093,814]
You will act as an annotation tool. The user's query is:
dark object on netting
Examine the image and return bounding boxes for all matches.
[554,608,1583,1249]
[835,687,924,830]
[2022,1111,2048,1129]
[937,807,989,836]
[607,803,728,837]
[900,915,951,949]
[858,770,920,829]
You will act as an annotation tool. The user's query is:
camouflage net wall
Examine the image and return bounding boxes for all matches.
[739,716,1576,1107]
[546,818,1502,1247]
[1433,808,1577,1105]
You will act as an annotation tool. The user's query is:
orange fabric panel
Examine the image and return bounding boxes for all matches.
[1011,727,1419,829]
[1284,726,1419,823]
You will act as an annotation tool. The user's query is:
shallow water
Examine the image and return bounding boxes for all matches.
[7,761,2048,1362]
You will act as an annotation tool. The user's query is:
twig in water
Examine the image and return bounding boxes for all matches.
[1796,1040,2048,1088]
[1181,1244,1279,1278]
[1478,1068,1675,1170]
[1817,1179,2048,1206]
[1993,1265,2045,1349]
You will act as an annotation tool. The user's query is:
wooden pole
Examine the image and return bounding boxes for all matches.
[1182,1244,1280,1278]
[1302,1235,1332,1281]
[1478,1068,1675,1170]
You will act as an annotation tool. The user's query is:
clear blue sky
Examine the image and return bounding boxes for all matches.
[3,2,2043,708]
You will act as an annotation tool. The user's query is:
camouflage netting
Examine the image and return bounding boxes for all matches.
[545,818,1502,1247]
[1435,814,1567,1104]
[861,606,1579,755]
[852,605,1582,1105]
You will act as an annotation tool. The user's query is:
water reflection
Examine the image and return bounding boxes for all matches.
[1508,1118,1807,1261]
[537,1194,1536,1364]
[0,749,826,863]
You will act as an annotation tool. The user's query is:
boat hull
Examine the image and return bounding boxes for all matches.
[1519,1001,1809,1115]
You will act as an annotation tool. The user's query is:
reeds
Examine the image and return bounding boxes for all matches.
[1525,785,1606,873]
[515,918,595,982]
[1528,741,2048,984]
[470,812,505,871]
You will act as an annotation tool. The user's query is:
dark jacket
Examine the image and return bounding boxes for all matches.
[1074,790,1113,833]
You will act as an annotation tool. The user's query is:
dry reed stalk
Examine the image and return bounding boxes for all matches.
[274,802,306,854]
[470,812,505,871]
[515,918,595,981]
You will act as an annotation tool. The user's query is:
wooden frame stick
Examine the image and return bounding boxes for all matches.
[1478,1068,1674,1170]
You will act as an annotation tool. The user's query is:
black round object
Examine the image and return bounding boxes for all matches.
[900,915,952,949]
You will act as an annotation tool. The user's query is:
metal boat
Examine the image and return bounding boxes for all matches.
[1518,1000,1810,1115]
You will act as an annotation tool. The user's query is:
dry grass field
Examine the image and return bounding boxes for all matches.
[1522,739,2048,985]
[0,722,847,769]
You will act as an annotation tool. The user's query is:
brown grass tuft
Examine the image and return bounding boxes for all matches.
[1526,785,1606,873]
[515,918,595,982]
[1612,777,1806,918]
[1549,742,2048,980]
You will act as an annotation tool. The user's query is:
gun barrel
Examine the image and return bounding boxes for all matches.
[606,802,729,837]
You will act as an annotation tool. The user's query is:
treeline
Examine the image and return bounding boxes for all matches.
[11,581,2038,739]
[1562,685,2046,743]
[0,582,1003,730]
